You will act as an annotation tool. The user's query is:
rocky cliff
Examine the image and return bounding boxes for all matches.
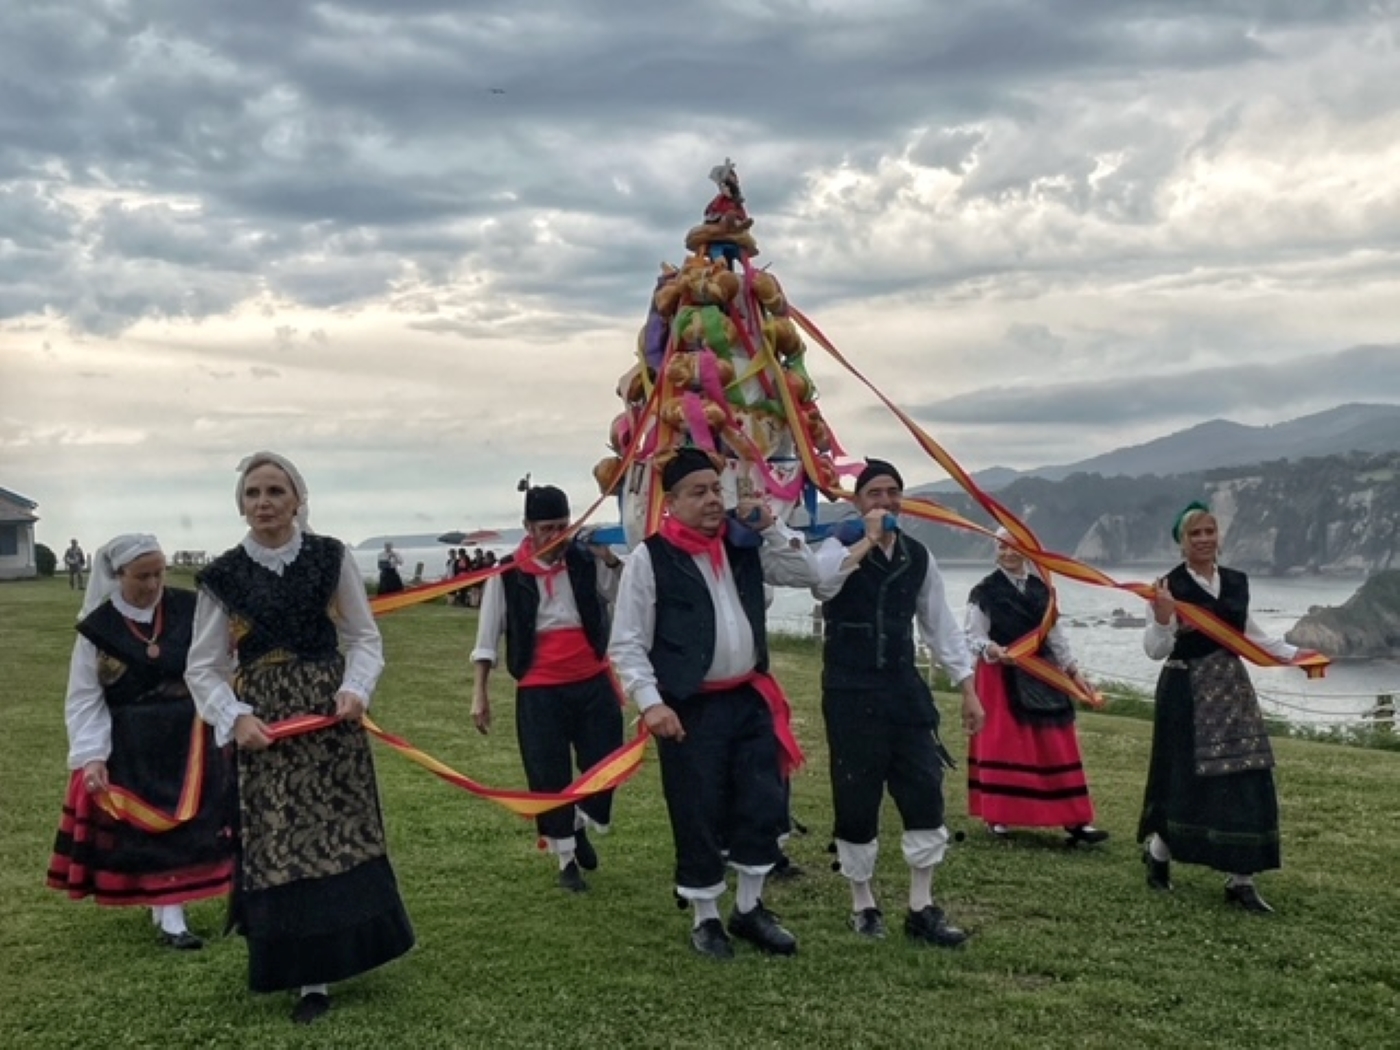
[903,450,1400,576]
[1286,570,1400,657]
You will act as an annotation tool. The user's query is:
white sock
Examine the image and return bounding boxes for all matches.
[909,865,934,912]
[1227,873,1254,888]
[557,849,576,871]
[692,898,721,928]
[850,879,877,912]
[155,905,188,935]
[1148,834,1172,862]
[735,871,765,914]
[300,984,329,998]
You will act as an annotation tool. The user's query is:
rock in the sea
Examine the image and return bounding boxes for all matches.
[1286,570,1400,657]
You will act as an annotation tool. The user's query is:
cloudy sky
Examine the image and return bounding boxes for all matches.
[3,0,1398,552]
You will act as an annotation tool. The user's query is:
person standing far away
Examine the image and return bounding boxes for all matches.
[65,538,87,589]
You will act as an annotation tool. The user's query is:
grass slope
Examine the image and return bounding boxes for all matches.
[1,576,1397,1049]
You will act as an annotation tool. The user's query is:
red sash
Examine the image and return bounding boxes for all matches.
[700,671,804,778]
[520,628,608,687]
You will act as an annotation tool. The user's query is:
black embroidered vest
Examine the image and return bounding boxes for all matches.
[821,534,929,686]
[196,534,344,663]
[644,533,768,701]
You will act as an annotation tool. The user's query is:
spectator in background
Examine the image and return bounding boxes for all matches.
[65,539,87,590]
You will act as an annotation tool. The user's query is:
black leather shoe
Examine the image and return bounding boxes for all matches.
[558,860,588,893]
[291,992,331,1025]
[728,901,798,956]
[770,855,804,881]
[1225,883,1275,914]
[904,905,969,948]
[690,918,734,960]
[850,907,887,940]
[1066,825,1110,847]
[160,930,204,951]
[573,828,598,871]
[1144,852,1172,892]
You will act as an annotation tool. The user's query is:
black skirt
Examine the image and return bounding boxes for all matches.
[1137,663,1281,874]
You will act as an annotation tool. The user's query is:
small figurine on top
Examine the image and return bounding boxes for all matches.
[687,157,759,266]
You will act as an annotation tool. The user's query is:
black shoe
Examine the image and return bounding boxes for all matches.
[1225,882,1275,914]
[770,855,804,881]
[159,930,204,951]
[1066,825,1110,847]
[727,901,798,956]
[558,860,588,893]
[573,828,598,871]
[850,907,887,940]
[1144,852,1172,892]
[690,918,734,960]
[904,905,969,948]
[291,992,331,1025]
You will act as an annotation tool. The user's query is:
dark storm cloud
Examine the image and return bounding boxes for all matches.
[0,0,1394,331]
[901,344,1400,426]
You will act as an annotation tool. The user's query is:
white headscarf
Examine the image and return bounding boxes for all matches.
[79,533,163,619]
[235,450,312,532]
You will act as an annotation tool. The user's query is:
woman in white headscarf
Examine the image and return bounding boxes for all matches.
[185,451,414,1026]
[47,534,234,948]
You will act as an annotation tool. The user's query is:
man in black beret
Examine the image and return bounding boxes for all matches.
[811,459,984,947]
[609,448,819,959]
[471,485,625,893]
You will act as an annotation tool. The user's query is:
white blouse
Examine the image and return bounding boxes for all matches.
[64,592,157,770]
[185,530,385,745]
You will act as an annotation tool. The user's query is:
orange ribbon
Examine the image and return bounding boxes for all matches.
[93,716,208,833]
[260,714,649,819]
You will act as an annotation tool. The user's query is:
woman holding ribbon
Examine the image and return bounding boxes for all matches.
[1138,501,1317,914]
[964,530,1108,846]
[47,534,233,949]
[185,451,414,1024]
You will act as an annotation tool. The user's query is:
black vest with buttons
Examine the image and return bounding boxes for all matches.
[821,534,929,688]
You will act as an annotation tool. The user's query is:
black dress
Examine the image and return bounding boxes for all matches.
[48,589,234,905]
[198,535,414,992]
[1137,564,1281,874]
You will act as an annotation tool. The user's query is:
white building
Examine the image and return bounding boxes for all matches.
[0,487,39,581]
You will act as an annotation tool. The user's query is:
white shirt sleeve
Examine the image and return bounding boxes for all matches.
[65,636,112,769]
[810,536,858,601]
[757,519,820,588]
[330,548,385,703]
[963,601,992,661]
[607,544,663,713]
[470,574,507,666]
[1045,619,1076,669]
[595,555,624,604]
[916,557,974,686]
[185,590,254,746]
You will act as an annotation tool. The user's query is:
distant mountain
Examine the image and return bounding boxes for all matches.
[925,403,1400,491]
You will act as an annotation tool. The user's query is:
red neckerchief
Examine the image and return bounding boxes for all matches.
[514,537,567,598]
[659,515,727,574]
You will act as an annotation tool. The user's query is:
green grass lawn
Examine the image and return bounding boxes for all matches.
[2,575,1397,1049]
